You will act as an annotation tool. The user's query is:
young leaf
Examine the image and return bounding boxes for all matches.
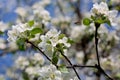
[52,56,58,65]
[28,20,34,27]
[95,18,104,24]
[16,38,26,50]
[0,31,3,35]
[30,28,43,35]
[67,38,74,44]
[58,65,68,73]
[59,34,65,39]
[52,51,58,65]
[105,19,111,26]
[22,72,29,80]
[83,18,91,26]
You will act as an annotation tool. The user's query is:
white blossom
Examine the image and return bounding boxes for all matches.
[15,56,29,70]
[38,28,71,55]
[91,2,118,26]
[7,23,33,42]
[0,21,9,32]
[0,38,6,49]
[58,37,71,47]
[25,66,40,75]
[15,7,27,17]
[91,2,109,16]
[32,4,51,23]
[7,42,18,51]
[70,77,79,80]
[38,64,63,80]
[31,53,45,65]
[32,0,51,8]
[75,51,84,64]
[70,25,86,40]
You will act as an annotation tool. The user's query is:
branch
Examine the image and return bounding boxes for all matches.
[95,23,101,66]
[59,50,81,80]
[26,40,82,79]
[26,40,52,63]
[94,23,113,80]
[67,65,96,68]
[69,0,82,24]
[56,0,65,16]
[95,64,113,80]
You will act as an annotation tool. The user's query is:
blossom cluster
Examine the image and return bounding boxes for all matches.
[15,53,44,70]
[7,23,33,42]
[91,2,118,27]
[38,28,71,55]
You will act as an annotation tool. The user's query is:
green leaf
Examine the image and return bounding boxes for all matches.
[30,28,43,35]
[28,20,34,27]
[91,15,96,20]
[67,38,74,44]
[115,73,120,79]
[52,56,58,65]
[58,65,68,73]
[22,72,29,80]
[105,19,111,26]
[16,38,26,51]
[46,40,51,44]
[95,18,104,24]
[59,34,65,39]
[83,18,91,26]
[0,31,3,35]
[52,51,58,65]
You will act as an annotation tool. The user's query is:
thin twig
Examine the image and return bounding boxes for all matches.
[69,0,82,24]
[56,0,65,16]
[94,23,113,80]
[95,64,113,80]
[95,23,100,66]
[26,40,52,62]
[67,65,96,68]
[59,50,81,80]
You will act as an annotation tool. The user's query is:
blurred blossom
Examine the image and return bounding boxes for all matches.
[25,66,40,75]
[7,42,18,51]
[111,0,120,4]
[70,25,86,41]
[0,38,7,49]
[32,2,51,25]
[75,51,84,64]
[0,74,5,80]
[33,0,51,8]
[15,56,29,70]
[70,77,79,80]
[38,64,63,80]
[15,7,27,17]
[31,53,45,65]
[0,21,9,32]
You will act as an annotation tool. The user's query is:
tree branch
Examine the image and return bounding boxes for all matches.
[26,40,52,63]
[67,65,96,68]
[94,23,113,80]
[95,23,101,66]
[59,50,81,80]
